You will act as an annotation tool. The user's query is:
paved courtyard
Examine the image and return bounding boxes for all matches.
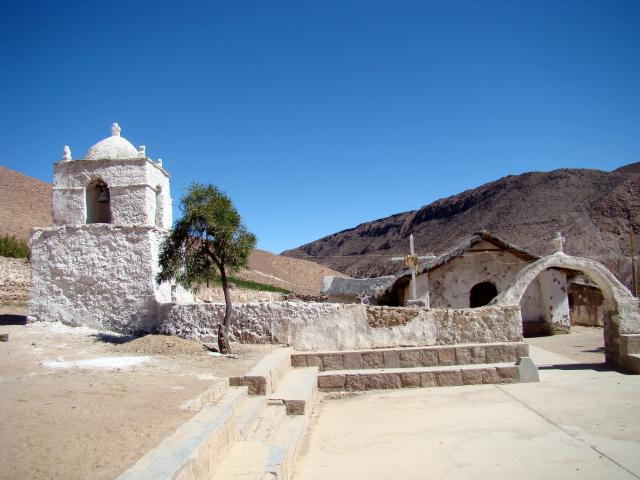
[294,327,640,479]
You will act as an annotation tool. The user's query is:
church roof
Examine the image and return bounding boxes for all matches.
[394,230,539,281]
[84,123,139,160]
[417,230,539,275]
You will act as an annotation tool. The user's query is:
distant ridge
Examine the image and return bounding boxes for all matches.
[283,163,640,289]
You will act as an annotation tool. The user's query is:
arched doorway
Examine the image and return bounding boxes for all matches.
[470,282,498,308]
[86,179,111,224]
[492,252,640,370]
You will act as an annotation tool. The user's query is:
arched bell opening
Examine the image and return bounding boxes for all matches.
[86,179,112,224]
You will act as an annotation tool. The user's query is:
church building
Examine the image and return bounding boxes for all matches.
[28,123,191,332]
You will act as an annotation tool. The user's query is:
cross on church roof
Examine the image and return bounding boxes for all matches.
[391,234,435,302]
[551,231,566,253]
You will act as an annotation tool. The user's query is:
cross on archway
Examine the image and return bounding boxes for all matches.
[391,234,436,306]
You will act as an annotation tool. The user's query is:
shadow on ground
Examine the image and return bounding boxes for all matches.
[0,314,27,325]
[538,362,626,373]
[92,332,139,345]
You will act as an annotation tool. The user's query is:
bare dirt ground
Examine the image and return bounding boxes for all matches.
[0,305,277,480]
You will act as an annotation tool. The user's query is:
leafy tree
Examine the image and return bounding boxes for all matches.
[156,183,256,353]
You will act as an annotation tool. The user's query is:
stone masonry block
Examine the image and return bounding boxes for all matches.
[305,355,323,369]
[481,368,500,384]
[285,400,306,415]
[290,355,307,368]
[318,374,346,390]
[398,350,420,368]
[322,354,345,371]
[461,368,484,385]
[470,346,486,364]
[343,352,363,370]
[455,348,472,365]
[345,373,401,391]
[361,351,385,369]
[383,350,400,368]
[420,372,437,387]
[515,343,529,358]
[245,376,267,395]
[437,348,456,366]
[621,335,640,355]
[400,372,421,388]
[485,345,507,364]
[496,366,519,383]
[436,370,463,387]
[502,344,517,361]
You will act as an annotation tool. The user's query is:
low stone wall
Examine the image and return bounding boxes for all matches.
[0,256,30,303]
[158,302,522,351]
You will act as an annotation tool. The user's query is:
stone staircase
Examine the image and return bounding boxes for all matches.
[118,342,536,480]
[290,342,537,391]
[118,347,317,480]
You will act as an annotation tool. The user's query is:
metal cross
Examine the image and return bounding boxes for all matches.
[391,234,436,305]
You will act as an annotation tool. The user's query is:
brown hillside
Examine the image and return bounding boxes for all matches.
[238,249,347,295]
[283,164,640,289]
[0,166,52,240]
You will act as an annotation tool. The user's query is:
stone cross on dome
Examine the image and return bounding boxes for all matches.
[111,122,121,137]
[391,234,435,304]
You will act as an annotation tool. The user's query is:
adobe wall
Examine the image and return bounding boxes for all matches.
[28,224,178,332]
[158,302,522,351]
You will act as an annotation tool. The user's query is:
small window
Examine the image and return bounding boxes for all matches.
[86,180,111,224]
[470,282,498,308]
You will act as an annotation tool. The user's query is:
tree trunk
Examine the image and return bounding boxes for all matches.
[218,265,233,354]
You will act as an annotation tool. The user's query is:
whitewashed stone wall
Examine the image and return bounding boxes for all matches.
[158,301,522,351]
[0,256,30,303]
[52,159,171,228]
[538,268,571,333]
[28,225,177,332]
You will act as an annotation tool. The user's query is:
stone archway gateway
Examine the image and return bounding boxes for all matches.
[492,252,640,372]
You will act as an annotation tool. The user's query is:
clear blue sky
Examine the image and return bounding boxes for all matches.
[1,0,639,253]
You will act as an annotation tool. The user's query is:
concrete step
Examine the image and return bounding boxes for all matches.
[212,367,319,479]
[234,396,268,440]
[268,367,318,415]
[229,347,292,396]
[118,386,247,480]
[212,410,309,480]
[291,342,528,371]
[317,363,522,391]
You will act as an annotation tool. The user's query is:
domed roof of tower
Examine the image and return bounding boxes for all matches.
[84,123,139,160]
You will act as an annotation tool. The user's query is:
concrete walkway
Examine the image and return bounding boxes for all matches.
[294,332,640,479]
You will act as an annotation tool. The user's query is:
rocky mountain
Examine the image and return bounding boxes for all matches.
[283,163,640,289]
